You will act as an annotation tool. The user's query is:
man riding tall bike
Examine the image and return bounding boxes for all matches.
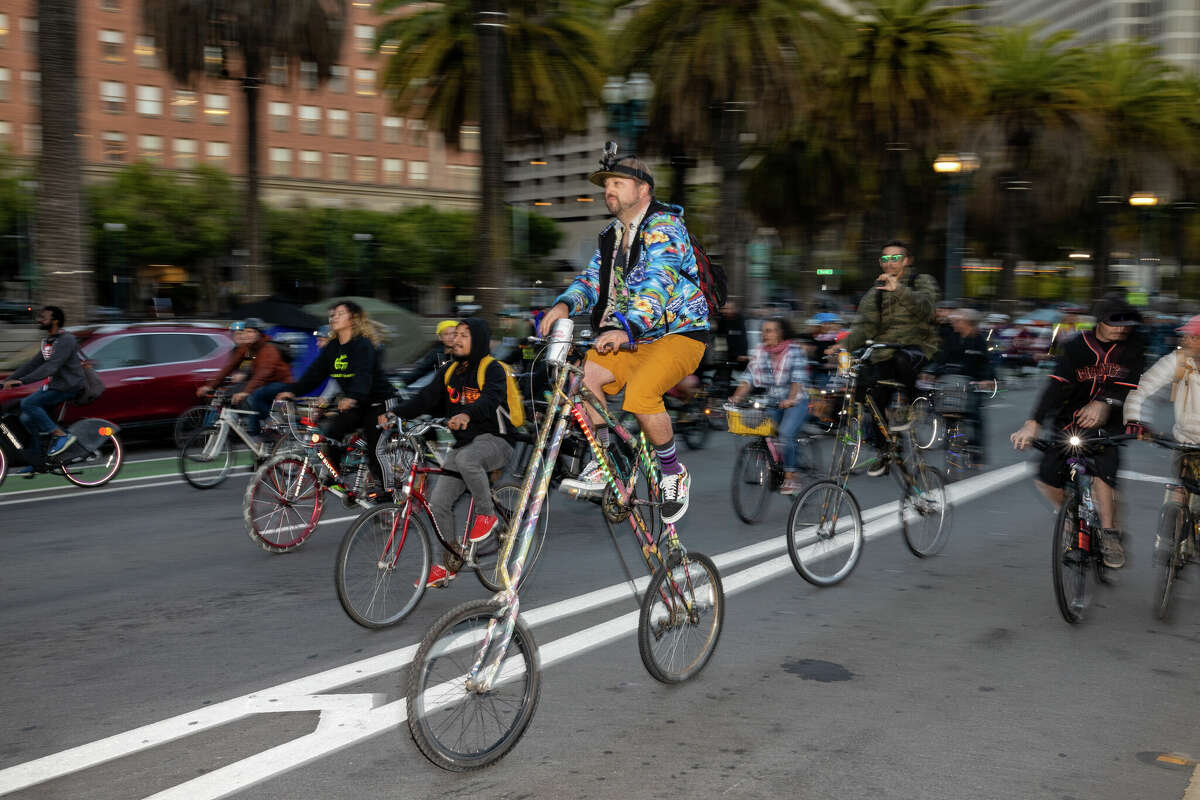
[538,145,709,523]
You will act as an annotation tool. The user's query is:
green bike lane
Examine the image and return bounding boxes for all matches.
[0,449,258,496]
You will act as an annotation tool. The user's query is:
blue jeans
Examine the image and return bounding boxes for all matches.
[19,388,76,463]
[246,382,290,433]
[769,400,808,472]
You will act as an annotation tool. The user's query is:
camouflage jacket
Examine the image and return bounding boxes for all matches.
[841,272,940,361]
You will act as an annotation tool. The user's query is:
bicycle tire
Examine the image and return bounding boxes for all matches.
[179,427,233,489]
[830,412,863,479]
[60,432,124,488]
[944,420,971,482]
[899,464,950,557]
[1051,488,1089,624]
[0,445,7,489]
[474,481,550,593]
[787,480,864,586]
[174,405,218,448]
[406,598,541,771]
[243,454,325,553]
[335,502,432,628]
[681,418,711,450]
[731,440,772,524]
[911,396,940,450]
[1153,502,1187,621]
[638,550,724,683]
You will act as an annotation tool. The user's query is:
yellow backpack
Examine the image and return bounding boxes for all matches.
[444,355,526,430]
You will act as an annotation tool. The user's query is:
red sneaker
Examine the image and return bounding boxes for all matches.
[420,564,456,588]
[468,513,500,543]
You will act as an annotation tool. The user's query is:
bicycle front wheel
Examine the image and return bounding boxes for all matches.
[1154,502,1187,621]
[243,455,325,553]
[900,464,950,557]
[475,481,550,593]
[787,480,863,586]
[911,396,940,450]
[61,432,124,488]
[1052,490,1089,624]
[830,412,863,479]
[335,502,431,628]
[731,440,772,524]
[406,599,541,771]
[179,427,233,489]
[638,551,724,684]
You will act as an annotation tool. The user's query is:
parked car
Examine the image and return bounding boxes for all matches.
[0,322,235,431]
[0,299,33,322]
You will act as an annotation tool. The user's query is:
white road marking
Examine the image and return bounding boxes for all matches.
[1119,470,1173,485]
[0,461,1030,798]
[1185,762,1200,800]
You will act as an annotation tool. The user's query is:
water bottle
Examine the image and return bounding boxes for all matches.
[546,318,574,365]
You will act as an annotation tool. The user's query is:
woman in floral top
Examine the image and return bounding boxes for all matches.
[730,317,811,494]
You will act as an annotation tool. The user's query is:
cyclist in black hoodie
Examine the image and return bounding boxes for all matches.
[392,317,514,587]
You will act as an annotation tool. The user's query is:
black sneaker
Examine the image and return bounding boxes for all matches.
[659,466,691,524]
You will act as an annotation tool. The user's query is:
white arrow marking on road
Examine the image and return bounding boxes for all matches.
[0,462,1030,799]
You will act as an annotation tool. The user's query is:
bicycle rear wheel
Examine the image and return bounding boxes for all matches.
[787,480,863,586]
[406,599,541,771]
[637,551,724,683]
[899,464,950,557]
[944,420,972,482]
[1153,502,1187,621]
[335,502,431,628]
[174,405,218,448]
[731,440,773,524]
[911,396,940,450]
[243,455,325,553]
[179,427,233,489]
[60,432,124,488]
[1052,489,1090,624]
[475,480,550,593]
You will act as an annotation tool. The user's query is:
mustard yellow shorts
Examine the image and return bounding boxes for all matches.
[587,334,707,415]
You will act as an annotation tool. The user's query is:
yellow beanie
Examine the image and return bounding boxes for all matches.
[436,319,460,335]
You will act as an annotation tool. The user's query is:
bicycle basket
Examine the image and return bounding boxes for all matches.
[726,405,777,437]
[934,376,971,415]
[375,432,417,492]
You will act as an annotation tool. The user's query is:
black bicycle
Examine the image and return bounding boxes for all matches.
[1143,434,1200,621]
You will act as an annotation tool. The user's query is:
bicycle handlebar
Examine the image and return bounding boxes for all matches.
[1030,432,1136,453]
[1144,433,1200,452]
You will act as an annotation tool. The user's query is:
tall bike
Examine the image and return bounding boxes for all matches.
[1033,432,1133,624]
[405,319,724,771]
[1144,435,1200,621]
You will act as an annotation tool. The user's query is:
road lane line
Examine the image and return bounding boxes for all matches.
[0,461,1030,797]
[1186,763,1200,800]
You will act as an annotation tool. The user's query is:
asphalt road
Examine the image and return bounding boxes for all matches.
[2,384,1200,799]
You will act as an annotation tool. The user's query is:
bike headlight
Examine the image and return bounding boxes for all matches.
[1068,435,1082,448]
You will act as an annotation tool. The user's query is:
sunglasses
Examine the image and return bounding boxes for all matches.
[1104,313,1139,324]
[879,254,906,264]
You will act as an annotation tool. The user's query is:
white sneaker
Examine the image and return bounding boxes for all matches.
[660,466,691,524]
[560,459,607,493]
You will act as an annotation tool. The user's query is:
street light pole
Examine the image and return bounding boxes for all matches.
[933,153,980,302]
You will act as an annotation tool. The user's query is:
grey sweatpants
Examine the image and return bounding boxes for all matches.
[429,434,513,558]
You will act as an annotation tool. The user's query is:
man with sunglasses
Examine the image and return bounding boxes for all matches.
[828,240,939,475]
[1011,294,1145,568]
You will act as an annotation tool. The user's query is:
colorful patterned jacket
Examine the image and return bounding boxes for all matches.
[554,200,710,344]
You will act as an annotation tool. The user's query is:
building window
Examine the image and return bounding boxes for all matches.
[330,153,349,181]
[329,65,347,93]
[299,61,318,90]
[408,160,427,183]
[135,34,156,68]
[459,125,480,152]
[269,101,290,132]
[22,124,40,155]
[0,68,9,102]
[99,29,124,62]
[299,150,321,179]
[355,68,376,96]
[356,112,375,141]
[0,14,9,49]
[102,131,127,162]
[269,54,287,86]
[298,105,321,135]
[409,118,426,147]
[174,138,197,168]
[136,85,163,116]
[269,147,291,177]
[138,134,164,163]
[100,80,125,113]
[23,71,40,106]
[0,121,10,146]
[354,24,375,54]
[206,141,230,165]
[205,93,229,123]
[355,155,376,183]
[172,89,196,121]
[383,158,403,185]
[383,116,402,145]
[328,108,348,137]
[20,18,36,53]
[100,0,121,10]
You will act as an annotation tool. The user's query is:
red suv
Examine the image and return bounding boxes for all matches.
[0,322,235,430]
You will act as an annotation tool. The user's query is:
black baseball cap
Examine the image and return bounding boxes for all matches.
[1093,294,1141,327]
[589,155,655,190]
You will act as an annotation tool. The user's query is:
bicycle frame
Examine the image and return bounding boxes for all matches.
[197,406,271,462]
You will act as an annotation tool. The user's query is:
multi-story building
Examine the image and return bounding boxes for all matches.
[0,0,481,212]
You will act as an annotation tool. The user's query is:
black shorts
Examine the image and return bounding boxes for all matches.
[1038,440,1119,489]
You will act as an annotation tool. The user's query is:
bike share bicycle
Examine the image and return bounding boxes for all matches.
[0,400,123,489]
[404,319,724,771]
[177,388,299,489]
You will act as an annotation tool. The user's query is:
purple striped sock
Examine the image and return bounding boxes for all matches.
[595,425,610,448]
[655,441,682,475]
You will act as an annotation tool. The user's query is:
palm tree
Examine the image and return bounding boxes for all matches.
[977,25,1089,299]
[143,0,348,299]
[377,0,605,320]
[836,0,980,265]
[37,0,90,322]
[613,0,841,306]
